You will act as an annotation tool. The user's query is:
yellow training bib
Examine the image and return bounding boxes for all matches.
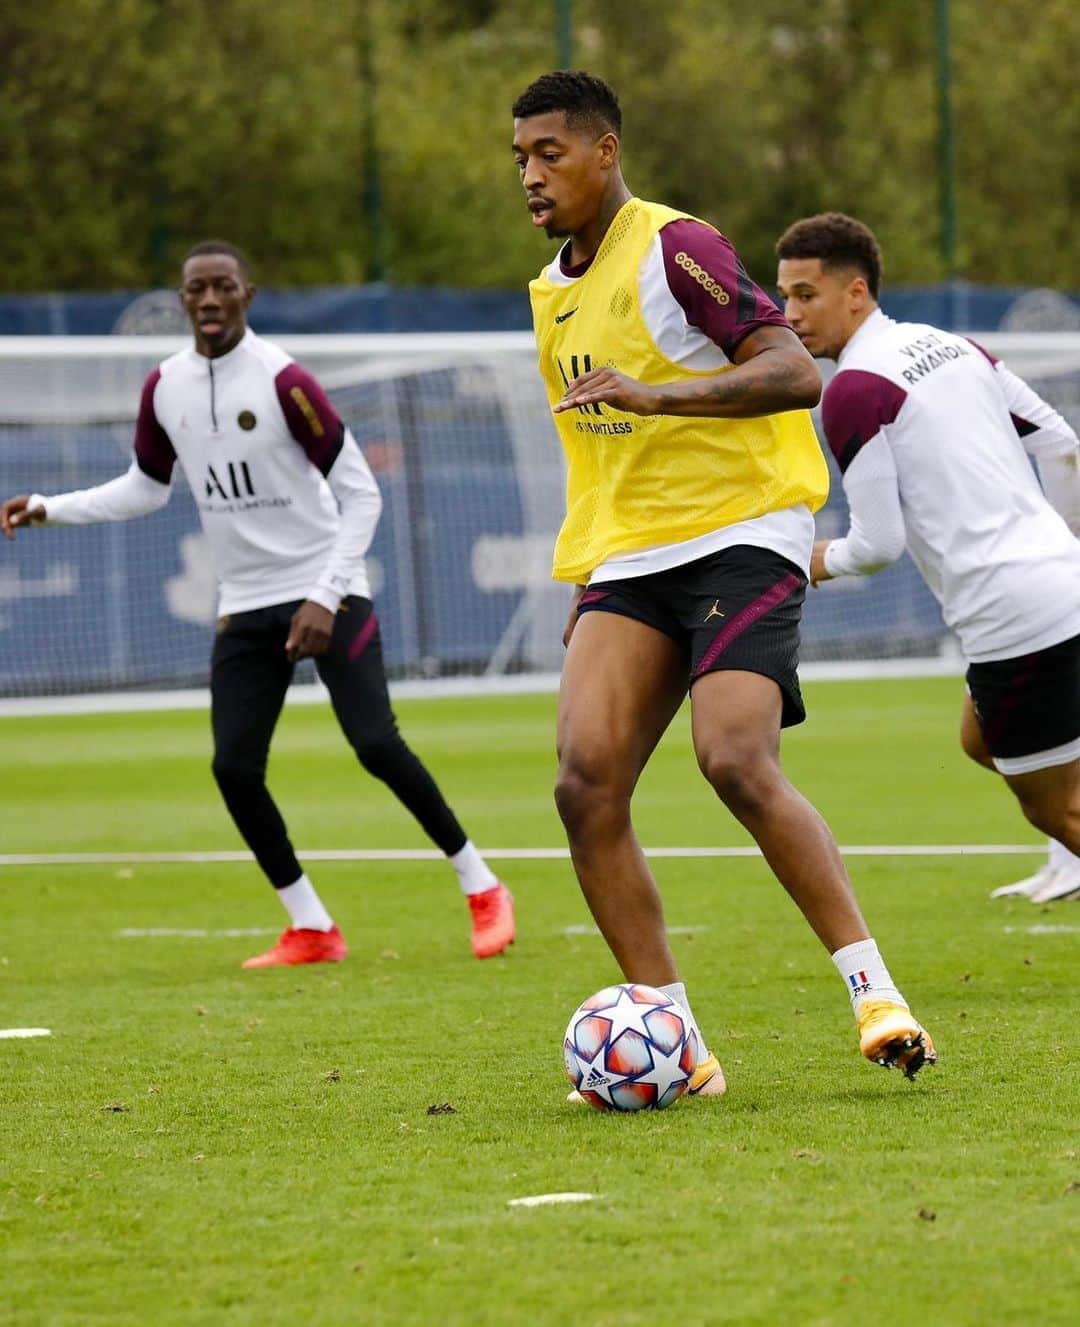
[529,198,829,583]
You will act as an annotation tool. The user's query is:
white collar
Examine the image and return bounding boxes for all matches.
[188,327,253,369]
[838,306,891,366]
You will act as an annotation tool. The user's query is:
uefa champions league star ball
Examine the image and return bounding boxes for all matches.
[563,983,698,1112]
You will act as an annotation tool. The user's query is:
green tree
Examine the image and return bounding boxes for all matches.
[0,0,1076,293]
[0,0,158,288]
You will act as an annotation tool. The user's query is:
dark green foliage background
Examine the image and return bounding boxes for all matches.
[1,2,1077,291]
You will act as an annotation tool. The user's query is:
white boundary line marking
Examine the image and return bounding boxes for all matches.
[0,673,564,718]
[1003,924,1080,935]
[0,659,966,719]
[0,844,1046,868]
[564,924,707,937]
[0,1028,52,1040]
[508,1192,597,1208]
[116,927,278,938]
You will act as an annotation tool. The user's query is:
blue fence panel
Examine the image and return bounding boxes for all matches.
[2,283,1076,336]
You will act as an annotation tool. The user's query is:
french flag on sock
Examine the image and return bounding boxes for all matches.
[848,971,872,996]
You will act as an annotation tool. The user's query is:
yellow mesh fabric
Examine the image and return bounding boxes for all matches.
[528,199,829,583]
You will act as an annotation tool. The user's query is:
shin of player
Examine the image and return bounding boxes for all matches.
[0,242,514,965]
[777,212,1080,906]
[511,71,934,1096]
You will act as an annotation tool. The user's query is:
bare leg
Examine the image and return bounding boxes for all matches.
[1003,759,1080,852]
[555,611,688,984]
[690,670,869,953]
[960,692,997,770]
[964,691,1080,851]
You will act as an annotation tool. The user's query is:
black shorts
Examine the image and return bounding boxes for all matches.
[967,632,1080,768]
[577,545,808,727]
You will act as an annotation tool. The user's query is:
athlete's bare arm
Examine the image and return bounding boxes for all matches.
[554,326,820,419]
[1,496,45,539]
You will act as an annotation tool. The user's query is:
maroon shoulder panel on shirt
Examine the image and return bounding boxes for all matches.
[964,336,999,366]
[659,219,788,358]
[275,363,345,476]
[133,368,176,484]
[822,369,907,474]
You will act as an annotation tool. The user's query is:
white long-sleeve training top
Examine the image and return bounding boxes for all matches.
[31,330,383,616]
[820,308,1080,663]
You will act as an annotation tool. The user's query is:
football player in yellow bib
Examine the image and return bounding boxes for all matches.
[511,71,935,1093]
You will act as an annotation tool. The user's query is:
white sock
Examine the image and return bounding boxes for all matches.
[1048,838,1080,872]
[831,939,906,1013]
[450,840,499,896]
[659,981,708,1063]
[276,875,334,932]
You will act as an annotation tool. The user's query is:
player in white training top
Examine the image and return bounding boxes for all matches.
[1,241,515,963]
[776,212,1080,904]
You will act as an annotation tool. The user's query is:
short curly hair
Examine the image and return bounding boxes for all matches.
[182,240,251,281]
[775,213,882,298]
[511,70,621,137]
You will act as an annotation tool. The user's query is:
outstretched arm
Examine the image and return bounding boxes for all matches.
[4,368,175,538]
[2,462,172,538]
[1,495,45,538]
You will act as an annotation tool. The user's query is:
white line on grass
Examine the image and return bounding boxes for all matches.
[0,672,564,718]
[0,844,1047,868]
[0,658,965,718]
[0,1028,51,1040]
[563,924,708,937]
[508,1193,597,1208]
[1003,924,1080,934]
[116,927,279,938]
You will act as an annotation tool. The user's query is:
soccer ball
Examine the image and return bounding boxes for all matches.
[563,983,698,1112]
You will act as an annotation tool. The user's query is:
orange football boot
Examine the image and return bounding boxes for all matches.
[468,883,515,958]
[241,925,347,969]
[857,1000,936,1080]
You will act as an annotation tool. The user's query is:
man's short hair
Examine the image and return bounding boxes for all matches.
[775,213,883,299]
[511,70,622,137]
[181,240,251,281]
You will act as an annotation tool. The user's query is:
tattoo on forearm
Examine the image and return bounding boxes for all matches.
[659,350,811,416]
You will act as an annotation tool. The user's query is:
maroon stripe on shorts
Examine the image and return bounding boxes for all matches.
[693,573,803,678]
[348,612,379,662]
[579,589,612,607]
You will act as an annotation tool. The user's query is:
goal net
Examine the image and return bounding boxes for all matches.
[1,330,1078,700]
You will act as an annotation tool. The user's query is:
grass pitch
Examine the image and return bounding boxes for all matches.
[1,679,1077,1325]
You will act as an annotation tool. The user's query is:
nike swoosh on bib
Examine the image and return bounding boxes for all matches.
[554,308,578,324]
